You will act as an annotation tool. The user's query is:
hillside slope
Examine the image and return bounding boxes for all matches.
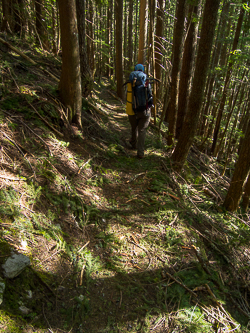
[0,37,250,333]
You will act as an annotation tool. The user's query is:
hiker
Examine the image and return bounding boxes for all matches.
[126,64,153,159]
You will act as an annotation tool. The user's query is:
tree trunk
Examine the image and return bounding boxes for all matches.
[13,0,26,36]
[210,6,245,156]
[223,120,250,212]
[134,0,139,64]
[166,0,187,146]
[115,0,124,99]
[106,0,113,78]
[148,0,156,120]
[154,0,165,100]
[58,0,82,127]
[35,0,49,49]
[86,0,95,76]
[138,0,148,64]
[1,0,12,33]
[199,1,230,137]
[128,0,133,71]
[176,0,201,139]
[76,0,93,97]
[172,0,220,171]
[242,175,250,211]
[123,0,128,72]
[215,69,248,157]
[221,98,250,177]
[51,1,57,54]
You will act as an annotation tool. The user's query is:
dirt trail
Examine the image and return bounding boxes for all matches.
[1,77,250,333]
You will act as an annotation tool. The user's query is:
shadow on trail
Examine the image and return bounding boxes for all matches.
[1,249,235,333]
[1,190,249,333]
[1,246,248,333]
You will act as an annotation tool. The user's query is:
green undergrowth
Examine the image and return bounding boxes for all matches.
[0,38,250,332]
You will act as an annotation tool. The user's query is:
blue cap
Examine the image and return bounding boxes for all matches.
[134,64,144,72]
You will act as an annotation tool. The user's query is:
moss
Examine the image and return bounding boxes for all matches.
[0,240,12,266]
[0,310,29,333]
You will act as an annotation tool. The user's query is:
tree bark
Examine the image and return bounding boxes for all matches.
[242,175,250,211]
[166,0,187,146]
[35,0,49,49]
[58,0,82,127]
[115,0,124,99]
[172,0,220,171]
[138,0,148,64]
[223,120,250,212]
[155,0,165,100]
[76,0,93,97]
[106,0,113,78]
[215,69,248,157]
[176,0,201,139]
[1,0,12,33]
[210,6,245,156]
[199,1,230,138]
[13,0,26,36]
[86,0,95,76]
[128,0,133,70]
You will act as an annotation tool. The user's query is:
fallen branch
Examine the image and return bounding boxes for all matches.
[19,119,53,155]
[0,130,34,172]
[164,271,198,298]
[42,91,75,136]
[26,100,64,138]
[107,90,124,104]
[128,239,152,269]
[0,37,59,82]
[0,37,36,64]
[83,98,108,117]
[0,174,24,181]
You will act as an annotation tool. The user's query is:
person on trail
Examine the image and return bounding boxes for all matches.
[126,64,153,159]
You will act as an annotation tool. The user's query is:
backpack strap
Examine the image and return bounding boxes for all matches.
[132,78,137,110]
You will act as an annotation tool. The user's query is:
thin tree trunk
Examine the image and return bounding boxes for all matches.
[176,0,201,139]
[35,0,49,49]
[166,0,187,146]
[148,0,156,122]
[128,0,133,70]
[223,120,250,212]
[138,0,148,64]
[106,0,112,77]
[115,0,124,99]
[172,0,220,171]
[215,70,248,157]
[1,0,12,33]
[134,0,139,64]
[86,0,95,76]
[210,6,245,156]
[76,0,93,97]
[221,98,250,177]
[123,0,128,72]
[154,0,165,101]
[199,1,230,137]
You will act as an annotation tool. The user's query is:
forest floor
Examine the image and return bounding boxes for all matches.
[0,35,250,333]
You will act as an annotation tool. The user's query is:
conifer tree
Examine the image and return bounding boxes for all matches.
[172,0,220,171]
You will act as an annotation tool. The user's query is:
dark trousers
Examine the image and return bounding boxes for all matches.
[128,109,151,157]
